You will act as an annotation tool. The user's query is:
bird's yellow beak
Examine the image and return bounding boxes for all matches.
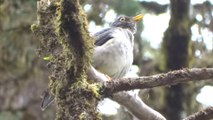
[133,14,144,22]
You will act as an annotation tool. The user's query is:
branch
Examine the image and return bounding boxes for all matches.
[102,68,213,95]
[139,1,168,14]
[183,107,213,120]
[88,66,166,120]
[87,66,108,83]
[88,67,213,120]
[112,92,166,120]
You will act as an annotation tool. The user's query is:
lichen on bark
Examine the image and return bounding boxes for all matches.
[32,0,101,119]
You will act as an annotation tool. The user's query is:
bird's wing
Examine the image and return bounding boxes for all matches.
[92,28,134,78]
[93,28,114,46]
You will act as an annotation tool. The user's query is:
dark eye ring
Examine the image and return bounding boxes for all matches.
[119,17,125,22]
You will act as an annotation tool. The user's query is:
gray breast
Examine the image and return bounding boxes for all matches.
[92,28,134,79]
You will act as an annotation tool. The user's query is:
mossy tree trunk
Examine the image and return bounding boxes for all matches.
[32,0,101,119]
[162,0,191,119]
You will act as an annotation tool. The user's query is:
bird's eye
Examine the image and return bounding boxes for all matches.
[119,17,125,22]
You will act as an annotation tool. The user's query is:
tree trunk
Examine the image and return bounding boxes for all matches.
[33,0,100,119]
[162,0,191,119]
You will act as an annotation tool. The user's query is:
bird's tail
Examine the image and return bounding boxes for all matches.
[40,90,55,111]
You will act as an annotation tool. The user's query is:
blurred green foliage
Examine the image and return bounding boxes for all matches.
[0,111,22,120]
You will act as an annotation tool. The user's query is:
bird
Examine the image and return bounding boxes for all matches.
[92,14,143,79]
[40,14,143,110]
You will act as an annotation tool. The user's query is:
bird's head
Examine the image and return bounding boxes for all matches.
[110,14,143,34]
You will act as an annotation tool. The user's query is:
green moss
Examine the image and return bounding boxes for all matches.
[43,55,53,61]
[30,24,38,32]
[34,0,99,119]
[88,83,101,98]
[48,75,58,95]
[79,112,86,120]
[73,80,101,99]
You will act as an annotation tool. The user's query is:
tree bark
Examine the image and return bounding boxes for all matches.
[162,0,191,119]
[101,68,213,95]
[183,107,213,120]
[88,66,213,120]
[33,0,99,119]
